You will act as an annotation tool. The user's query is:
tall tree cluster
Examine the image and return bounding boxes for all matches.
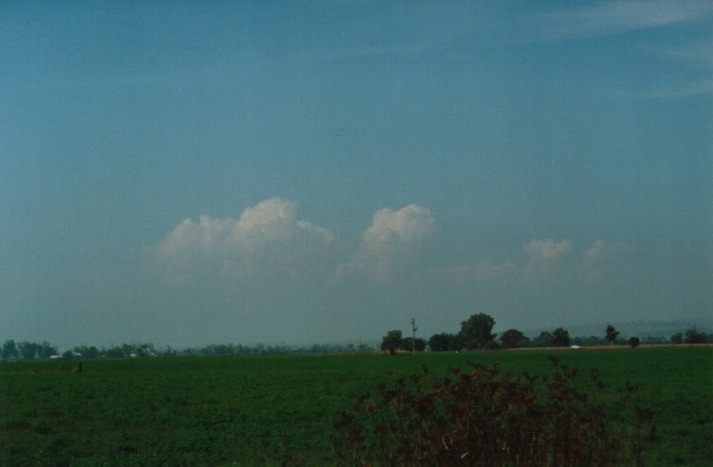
[384,313,579,353]
[1,340,57,360]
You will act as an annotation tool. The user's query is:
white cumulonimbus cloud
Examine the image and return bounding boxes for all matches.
[152,198,335,283]
[580,239,631,283]
[333,204,437,283]
[581,239,607,283]
[435,238,623,286]
[583,239,607,265]
[523,239,573,281]
[432,240,574,285]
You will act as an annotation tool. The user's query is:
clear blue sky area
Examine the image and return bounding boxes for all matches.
[1,1,711,349]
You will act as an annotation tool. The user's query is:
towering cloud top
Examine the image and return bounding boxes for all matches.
[153,198,334,283]
[153,200,438,286]
[335,204,437,283]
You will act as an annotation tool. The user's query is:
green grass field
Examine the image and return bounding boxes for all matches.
[1,347,711,465]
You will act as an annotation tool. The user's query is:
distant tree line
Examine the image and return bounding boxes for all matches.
[0,340,58,360]
[379,330,427,355]
[0,340,161,360]
[670,328,713,344]
[0,339,374,360]
[180,342,373,356]
[382,313,575,353]
[2,323,710,360]
[382,315,713,353]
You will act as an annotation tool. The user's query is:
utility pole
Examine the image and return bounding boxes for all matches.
[411,318,418,355]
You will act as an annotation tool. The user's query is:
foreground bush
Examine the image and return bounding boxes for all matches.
[334,357,654,466]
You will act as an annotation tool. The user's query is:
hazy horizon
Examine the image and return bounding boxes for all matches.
[2,1,711,351]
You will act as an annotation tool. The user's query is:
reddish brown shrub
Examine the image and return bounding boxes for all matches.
[334,358,653,466]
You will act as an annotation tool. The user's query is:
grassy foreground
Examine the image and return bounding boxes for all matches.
[1,347,711,465]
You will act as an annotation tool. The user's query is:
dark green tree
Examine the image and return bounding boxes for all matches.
[1,340,19,360]
[37,341,58,359]
[136,343,156,357]
[627,337,640,348]
[457,313,497,350]
[670,332,683,344]
[572,336,607,346]
[400,337,426,352]
[499,329,528,348]
[122,343,136,357]
[104,345,125,358]
[532,331,553,347]
[552,328,570,347]
[74,345,99,359]
[428,333,456,351]
[684,328,705,344]
[381,330,403,355]
[605,324,620,344]
[18,341,38,360]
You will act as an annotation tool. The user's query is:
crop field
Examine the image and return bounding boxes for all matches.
[1,346,711,465]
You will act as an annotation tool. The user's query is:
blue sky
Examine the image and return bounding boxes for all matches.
[2,1,711,349]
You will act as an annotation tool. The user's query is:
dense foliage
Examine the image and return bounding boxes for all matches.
[499,328,528,348]
[1,340,58,360]
[671,328,713,344]
[335,357,654,466]
[380,330,403,355]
